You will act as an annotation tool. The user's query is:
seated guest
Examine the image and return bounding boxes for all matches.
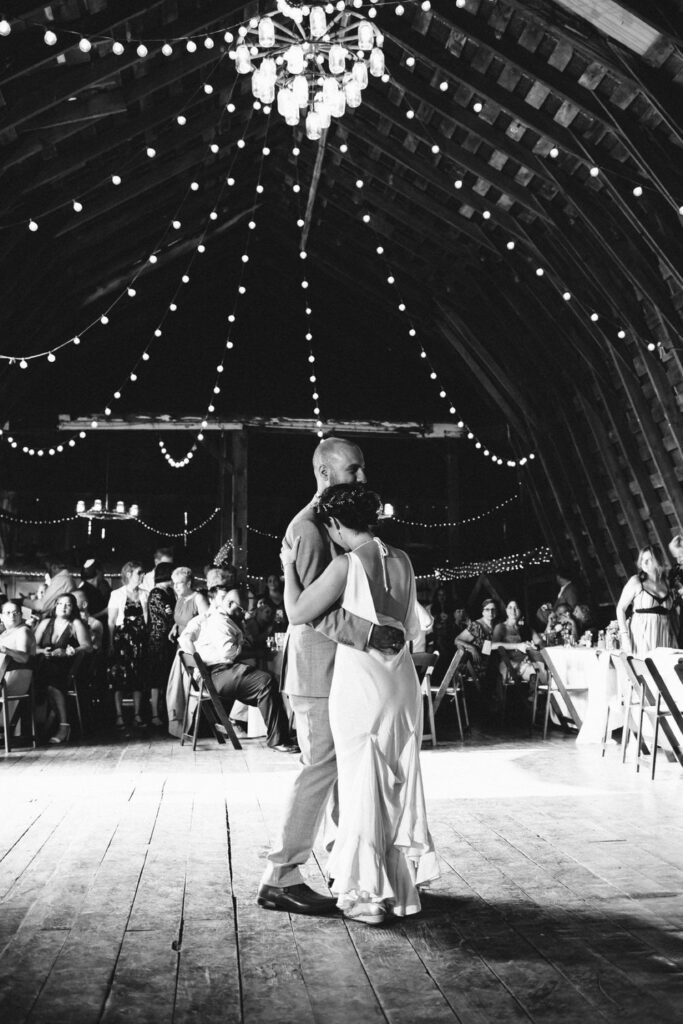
[492,600,530,645]
[79,559,111,622]
[492,600,534,693]
[35,594,92,744]
[0,599,36,739]
[72,589,104,651]
[28,559,78,616]
[170,567,209,639]
[0,599,36,666]
[555,602,579,643]
[147,564,176,727]
[260,571,288,631]
[572,603,593,639]
[243,599,276,658]
[456,599,497,666]
[178,570,296,752]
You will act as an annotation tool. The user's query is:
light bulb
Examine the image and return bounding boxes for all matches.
[44,30,57,45]
[0,20,11,36]
[186,39,197,53]
[589,166,599,177]
[204,36,214,49]
[28,219,38,231]
[72,199,83,212]
[112,41,124,55]
[172,220,181,229]
[633,185,643,197]
[79,37,92,53]
[177,114,187,125]
[162,43,173,56]
[146,146,156,157]
[137,44,148,57]
[111,174,121,185]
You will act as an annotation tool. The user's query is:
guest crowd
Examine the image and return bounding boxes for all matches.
[1,535,681,745]
[0,546,295,749]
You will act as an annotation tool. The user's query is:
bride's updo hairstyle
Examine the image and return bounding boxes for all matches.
[317,483,382,533]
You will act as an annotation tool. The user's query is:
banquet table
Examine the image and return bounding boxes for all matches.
[543,646,683,746]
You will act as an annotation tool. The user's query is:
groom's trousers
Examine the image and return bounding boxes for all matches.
[260,694,338,887]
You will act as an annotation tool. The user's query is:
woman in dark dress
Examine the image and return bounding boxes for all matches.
[107,562,149,730]
[35,593,92,743]
[147,563,176,727]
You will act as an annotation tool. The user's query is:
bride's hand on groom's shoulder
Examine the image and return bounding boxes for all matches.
[280,536,301,567]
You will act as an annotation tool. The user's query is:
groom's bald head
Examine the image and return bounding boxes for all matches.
[313,437,366,491]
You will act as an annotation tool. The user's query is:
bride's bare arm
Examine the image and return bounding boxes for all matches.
[282,538,349,625]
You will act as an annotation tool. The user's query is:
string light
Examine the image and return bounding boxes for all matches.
[435,546,553,581]
[0,505,220,539]
[358,205,534,468]
[393,493,519,528]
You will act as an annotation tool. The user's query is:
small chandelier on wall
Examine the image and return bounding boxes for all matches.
[231,1,387,140]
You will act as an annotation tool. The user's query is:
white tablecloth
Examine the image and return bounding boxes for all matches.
[542,647,621,744]
[544,647,683,746]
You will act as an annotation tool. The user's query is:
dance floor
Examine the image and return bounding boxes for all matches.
[1,728,683,1024]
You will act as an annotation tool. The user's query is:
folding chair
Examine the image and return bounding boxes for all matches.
[523,648,551,736]
[539,648,585,734]
[430,647,470,742]
[66,650,93,739]
[637,656,683,779]
[605,653,641,763]
[0,655,37,754]
[411,651,439,747]
[178,651,242,750]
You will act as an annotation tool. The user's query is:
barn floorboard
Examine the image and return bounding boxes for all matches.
[1,728,682,1024]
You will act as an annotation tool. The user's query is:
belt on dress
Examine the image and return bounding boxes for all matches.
[634,607,669,615]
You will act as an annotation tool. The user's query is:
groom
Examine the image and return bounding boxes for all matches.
[257,437,404,915]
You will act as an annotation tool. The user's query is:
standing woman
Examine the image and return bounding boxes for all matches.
[616,545,677,657]
[35,594,92,743]
[170,567,209,639]
[146,563,176,727]
[281,483,438,925]
[108,561,149,730]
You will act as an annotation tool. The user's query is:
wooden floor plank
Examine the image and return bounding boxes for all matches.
[1,732,682,1024]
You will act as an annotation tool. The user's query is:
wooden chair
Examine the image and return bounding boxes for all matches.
[411,651,439,747]
[178,651,242,751]
[0,655,37,755]
[430,647,470,742]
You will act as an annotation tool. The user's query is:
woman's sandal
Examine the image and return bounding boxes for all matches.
[151,716,163,728]
[133,715,147,729]
[115,716,126,731]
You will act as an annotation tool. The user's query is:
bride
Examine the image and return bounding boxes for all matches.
[281,482,438,925]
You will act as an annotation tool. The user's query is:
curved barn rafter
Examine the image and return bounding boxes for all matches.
[1,0,682,599]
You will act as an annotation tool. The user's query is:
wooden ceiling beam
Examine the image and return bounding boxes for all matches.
[11,81,244,199]
[361,75,555,222]
[383,58,559,199]
[383,19,593,162]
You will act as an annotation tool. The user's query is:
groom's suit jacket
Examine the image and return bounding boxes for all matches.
[282,498,372,698]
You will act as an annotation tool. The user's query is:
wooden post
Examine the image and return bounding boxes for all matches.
[231,429,248,577]
[217,433,232,551]
[445,442,460,566]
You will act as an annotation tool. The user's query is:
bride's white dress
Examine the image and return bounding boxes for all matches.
[327,538,439,916]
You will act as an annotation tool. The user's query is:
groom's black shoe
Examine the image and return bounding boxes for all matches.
[257,883,337,915]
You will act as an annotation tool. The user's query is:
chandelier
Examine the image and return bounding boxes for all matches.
[76,498,139,537]
[76,499,139,520]
[231,1,387,140]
